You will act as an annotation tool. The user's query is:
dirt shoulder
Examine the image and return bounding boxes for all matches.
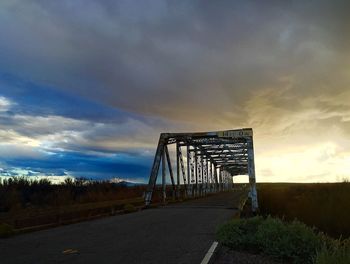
[213,246,281,264]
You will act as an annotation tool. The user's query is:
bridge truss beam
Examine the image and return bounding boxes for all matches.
[144,128,258,212]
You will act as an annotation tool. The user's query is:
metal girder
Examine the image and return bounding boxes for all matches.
[145,128,258,212]
[192,150,247,156]
[178,140,246,147]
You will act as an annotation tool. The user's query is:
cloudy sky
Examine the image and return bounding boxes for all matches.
[0,0,350,183]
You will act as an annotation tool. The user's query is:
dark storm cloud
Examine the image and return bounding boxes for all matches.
[1,0,349,128]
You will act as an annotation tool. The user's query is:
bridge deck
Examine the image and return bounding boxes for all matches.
[1,190,247,264]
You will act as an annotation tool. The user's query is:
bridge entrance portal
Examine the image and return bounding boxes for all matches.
[144,128,258,212]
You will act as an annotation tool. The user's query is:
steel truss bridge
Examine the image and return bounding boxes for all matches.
[144,128,258,211]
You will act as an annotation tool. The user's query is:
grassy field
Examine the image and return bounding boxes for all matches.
[257,182,350,238]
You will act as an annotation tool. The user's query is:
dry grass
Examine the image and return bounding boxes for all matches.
[0,177,146,231]
[0,177,145,211]
[257,182,350,238]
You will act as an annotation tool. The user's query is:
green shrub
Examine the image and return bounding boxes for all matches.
[256,217,322,263]
[0,223,14,238]
[216,216,350,264]
[216,216,264,251]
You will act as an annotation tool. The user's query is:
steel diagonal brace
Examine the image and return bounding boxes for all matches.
[145,134,167,205]
[165,145,176,200]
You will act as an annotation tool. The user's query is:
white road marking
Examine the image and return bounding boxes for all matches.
[200,241,219,264]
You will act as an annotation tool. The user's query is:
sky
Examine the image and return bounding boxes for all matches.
[0,0,350,183]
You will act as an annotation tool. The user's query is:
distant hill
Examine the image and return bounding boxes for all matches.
[109,177,145,187]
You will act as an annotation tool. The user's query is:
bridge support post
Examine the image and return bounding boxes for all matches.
[178,145,188,198]
[187,145,191,197]
[209,161,212,193]
[176,142,180,199]
[219,168,223,191]
[162,145,166,204]
[201,156,204,196]
[213,165,216,192]
[195,148,198,197]
[247,138,258,212]
[206,159,209,194]
[214,164,218,192]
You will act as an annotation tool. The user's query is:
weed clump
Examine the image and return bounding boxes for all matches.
[314,239,350,264]
[216,216,264,251]
[255,217,322,263]
[217,216,349,264]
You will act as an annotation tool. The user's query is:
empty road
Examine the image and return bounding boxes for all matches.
[0,191,245,264]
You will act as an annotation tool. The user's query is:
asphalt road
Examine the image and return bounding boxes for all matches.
[0,191,244,264]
